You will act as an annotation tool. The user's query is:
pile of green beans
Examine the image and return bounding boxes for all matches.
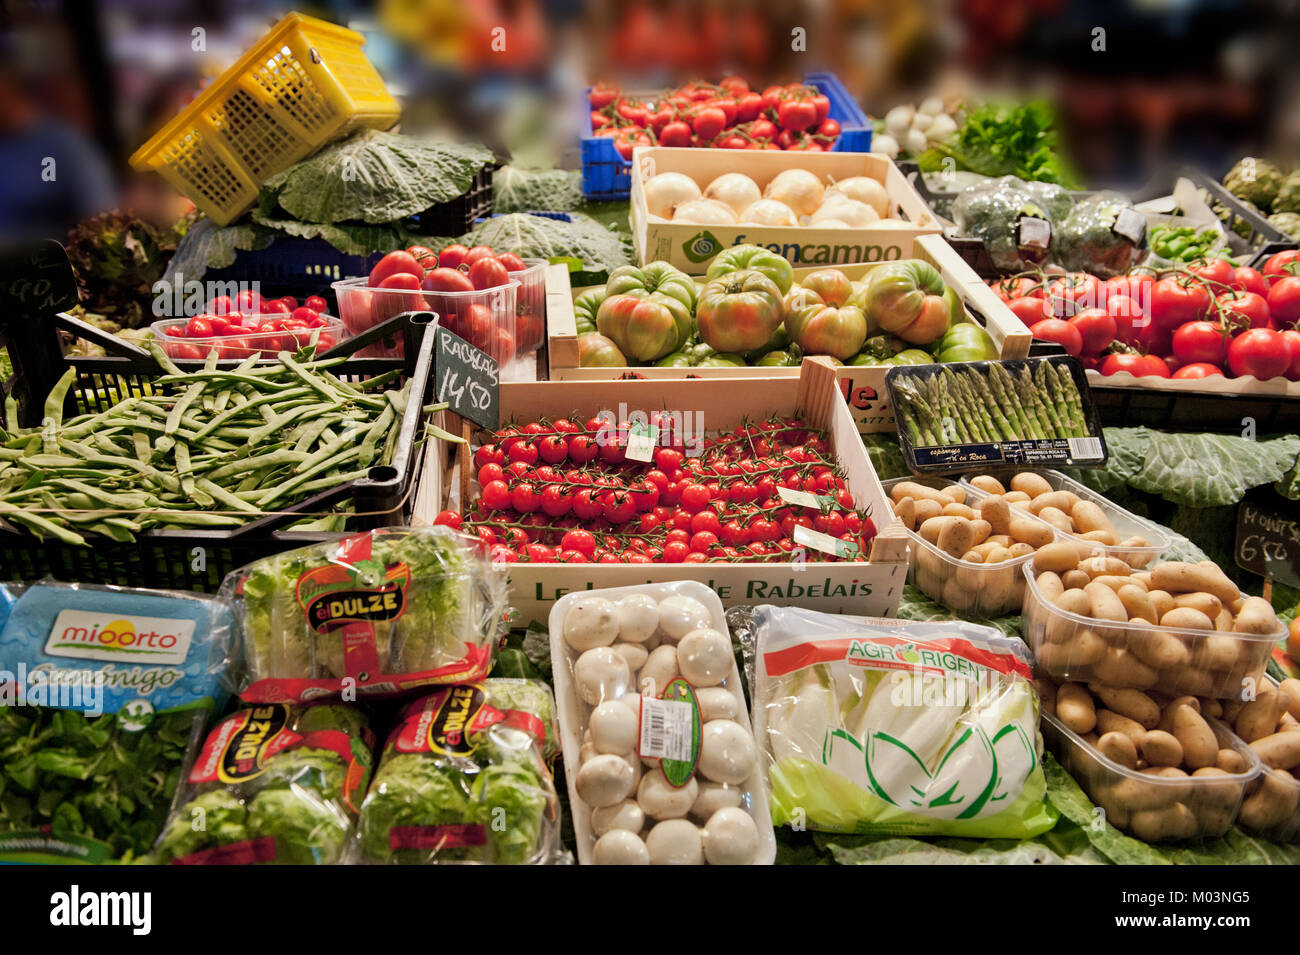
[0,345,434,546]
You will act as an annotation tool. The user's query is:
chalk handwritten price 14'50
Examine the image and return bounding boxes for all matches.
[438,371,491,412]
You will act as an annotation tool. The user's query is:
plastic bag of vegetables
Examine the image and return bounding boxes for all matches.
[751,606,1057,838]
[352,679,562,864]
[1053,191,1147,278]
[951,176,1056,272]
[147,702,373,864]
[225,526,508,703]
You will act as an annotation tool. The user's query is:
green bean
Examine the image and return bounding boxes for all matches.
[0,501,86,545]
[195,478,262,514]
[258,445,363,506]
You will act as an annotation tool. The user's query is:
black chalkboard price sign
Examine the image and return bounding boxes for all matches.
[1235,488,1300,590]
[0,240,80,315]
[434,325,499,431]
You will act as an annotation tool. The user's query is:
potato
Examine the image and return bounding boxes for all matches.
[942,486,967,504]
[1160,607,1213,631]
[1094,686,1160,728]
[1251,732,1300,770]
[1116,585,1157,624]
[1139,730,1184,767]
[1006,542,1034,559]
[935,518,976,559]
[1079,529,1119,546]
[1189,768,1239,833]
[1127,630,1191,670]
[1079,556,1131,578]
[1236,687,1290,743]
[968,519,992,545]
[1093,574,1138,592]
[1036,571,1065,602]
[1193,634,1241,670]
[1238,768,1300,830]
[1091,647,1157,689]
[1129,802,1198,842]
[1008,518,1054,549]
[1084,581,1127,624]
[970,541,1001,559]
[1010,472,1053,498]
[1051,586,1092,614]
[978,496,1012,536]
[1097,731,1139,769]
[1036,629,1105,669]
[1034,541,1080,574]
[1036,506,1075,533]
[1166,667,1217,698]
[1071,500,1112,534]
[1150,561,1239,604]
[1173,591,1222,619]
[1003,490,1032,505]
[892,496,916,529]
[1278,679,1300,721]
[941,501,976,519]
[1110,775,1176,812]
[1213,608,1235,632]
[1199,698,1223,719]
[983,545,1014,565]
[968,474,1005,495]
[1215,748,1249,774]
[940,576,977,613]
[1097,709,1147,745]
[1056,683,1096,734]
[891,481,947,505]
[1220,698,1246,724]
[1233,596,1281,636]
[918,515,958,544]
[1171,704,1218,770]
[913,498,942,525]
[1061,569,1091,591]
[1146,589,1175,621]
[985,534,1013,548]
[959,550,985,564]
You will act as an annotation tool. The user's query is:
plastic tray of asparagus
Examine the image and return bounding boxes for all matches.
[884,357,1107,474]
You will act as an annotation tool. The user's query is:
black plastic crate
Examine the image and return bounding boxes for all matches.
[0,310,439,590]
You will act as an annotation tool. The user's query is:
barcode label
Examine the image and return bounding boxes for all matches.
[638,696,694,761]
[625,423,659,462]
[1067,437,1103,460]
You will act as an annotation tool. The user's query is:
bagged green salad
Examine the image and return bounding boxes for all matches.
[0,581,234,863]
[225,526,508,703]
[353,679,562,864]
[147,702,373,864]
[751,606,1057,839]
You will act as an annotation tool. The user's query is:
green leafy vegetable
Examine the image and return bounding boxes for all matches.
[249,213,449,259]
[162,217,275,285]
[493,165,583,214]
[918,102,1079,188]
[458,212,631,273]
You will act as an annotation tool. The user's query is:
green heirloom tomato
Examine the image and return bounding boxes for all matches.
[690,341,717,361]
[655,350,694,367]
[573,287,606,336]
[862,260,953,345]
[696,268,786,353]
[756,349,798,367]
[933,322,999,363]
[578,332,627,367]
[798,269,854,307]
[849,352,880,366]
[705,244,795,294]
[790,303,868,360]
[596,263,696,360]
[894,348,932,365]
[943,284,964,324]
[698,353,747,367]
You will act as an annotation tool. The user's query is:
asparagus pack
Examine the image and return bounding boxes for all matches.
[885,357,1107,473]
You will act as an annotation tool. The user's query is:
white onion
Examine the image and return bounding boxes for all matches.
[919,96,945,116]
[826,176,889,217]
[927,113,958,142]
[910,112,934,133]
[703,173,761,218]
[884,105,915,136]
[643,172,701,220]
[764,169,825,218]
[814,218,852,228]
[672,198,738,225]
[871,133,900,159]
[812,197,879,228]
[903,127,929,154]
[740,198,799,226]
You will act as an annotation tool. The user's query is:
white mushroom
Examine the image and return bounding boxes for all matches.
[593,829,650,865]
[617,593,660,643]
[590,701,639,754]
[691,781,744,820]
[575,753,635,807]
[676,628,733,687]
[563,596,619,651]
[611,642,649,673]
[645,819,704,865]
[637,769,698,819]
[696,686,740,721]
[698,719,757,785]
[657,595,712,641]
[638,645,679,698]
[573,647,630,705]
[702,807,760,865]
[591,799,646,836]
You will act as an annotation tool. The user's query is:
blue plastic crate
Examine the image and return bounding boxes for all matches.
[579,72,872,201]
[203,238,384,306]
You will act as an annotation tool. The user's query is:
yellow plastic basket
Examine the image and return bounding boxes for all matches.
[130,13,400,225]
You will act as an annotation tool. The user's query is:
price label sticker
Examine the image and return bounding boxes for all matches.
[777,485,838,510]
[625,421,659,462]
[793,523,861,559]
[1017,216,1051,250]
[1113,207,1147,244]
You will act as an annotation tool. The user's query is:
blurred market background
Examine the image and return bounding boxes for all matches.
[2,0,1299,247]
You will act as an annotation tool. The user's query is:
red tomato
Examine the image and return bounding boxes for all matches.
[207,295,235,316]
[162,325,186,338]
[1171,362,1225,380]
[1281,329,1300,380]
[1046,273,1103,315]
[1171,320,1230,366]
[590,111,611,131]
[613,127,651,159]
[368,250,424,287]
[463,245,496,266]
[262,300,291,315]
[185,316,214,338]
[811,93,831,123]
[1028,318,1084,356]
[496,253,527,272]
[588,82,619,109]
[1102,273,1154,310]
[1228,328,1292,380]
[1007,296,1051,325]
[691,106,727,140]
[1262,249,1300,283]
[1215,291,1271,330]
[304,296,328,313]
[706,97,737,126]
[423,268,476,293]
[1188,257,1234,290]
[991,276,1041,301]
[290,306,323,324]
[1151,277,1210,331]
[1266,276,1300,327]
[406,245,438,269]
[1100,353,1171,378]
[719,75,749,94]
[736,91,763,122]
[1069,308,1117,355]
[777,98,817,132]
[437,245,471,271]
[659,121,691,148]
[467,257,510,291]
[432,510,462,529]
[1229,267,1269,298]
[235,290,261,313]
[1104,293,1145,343]
[277,296,299,311]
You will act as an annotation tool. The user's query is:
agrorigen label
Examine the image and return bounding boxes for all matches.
[44,610,194,665]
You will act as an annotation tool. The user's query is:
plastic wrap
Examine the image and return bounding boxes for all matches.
[148,702,373,864]
[225,526,508,703]
[951,175,1057,271]
[751,605,1057,838]
[352,679,562,864]
[0,581,234,863]
[549,581,776,865]
[1053,191,1147,278]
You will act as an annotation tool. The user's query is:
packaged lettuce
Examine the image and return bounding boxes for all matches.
[225,526,508,703]
[751,606,1057,839]
[0,581,233,863]
[353,679,561,864]
[147,702,373,864]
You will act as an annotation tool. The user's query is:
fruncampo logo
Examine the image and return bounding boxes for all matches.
[151,272,262,318]
[592,405,705,457]
[49,885,151,935]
